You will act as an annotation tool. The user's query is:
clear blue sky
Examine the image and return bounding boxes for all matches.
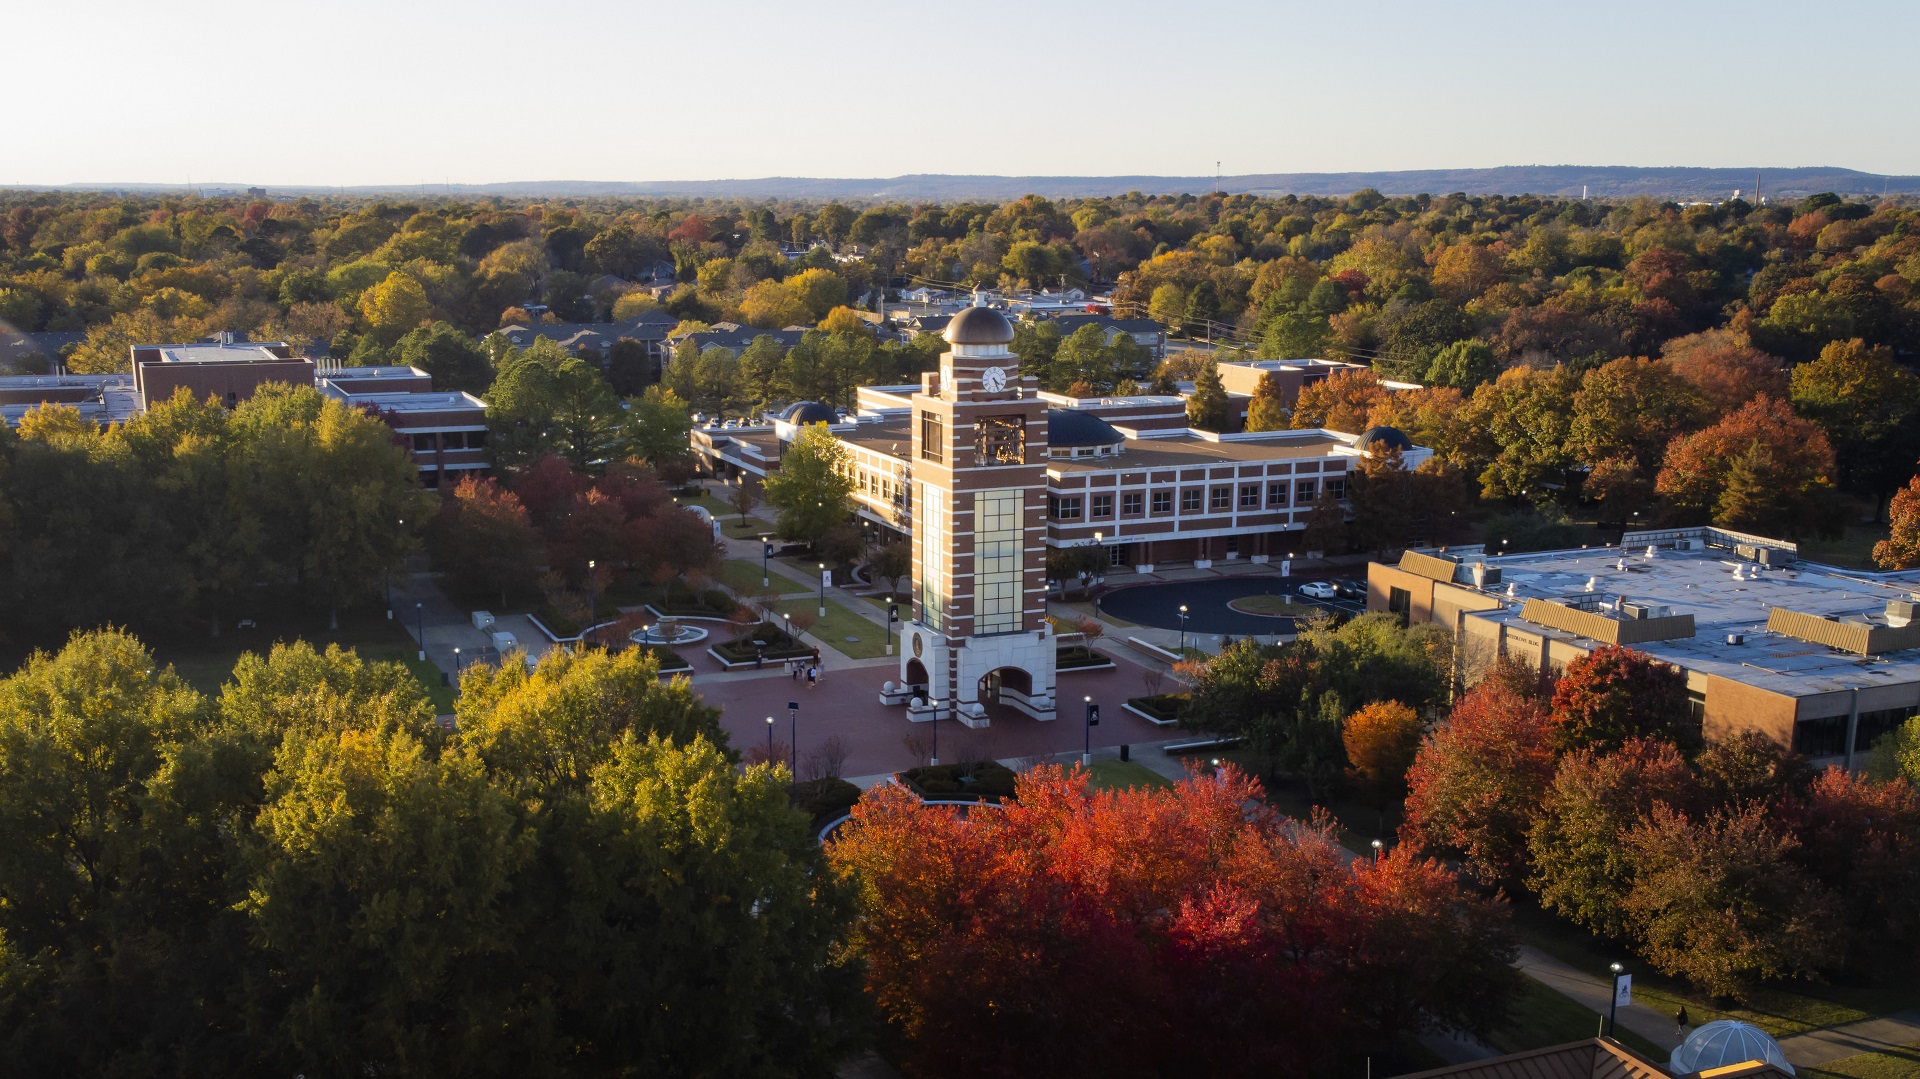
[12,0,1919,186]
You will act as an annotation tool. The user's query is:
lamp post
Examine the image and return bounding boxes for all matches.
[415,602,425,662]
[818,562,827,617]
[1178,604,1189,655]
[453,647,461,674]
[766,715,775,760]
[1607,962,1626,1036]
[1370,838,1383,861]
[783,611,792,646]
[930,700,938,767]
[788,700,798,776]
[1082,695,1099,766]
[761,535,773,587]
[586,560,599,645]
[886,603,897,656]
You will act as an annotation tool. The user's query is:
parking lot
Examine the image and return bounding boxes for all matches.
[1095,577,1367,636]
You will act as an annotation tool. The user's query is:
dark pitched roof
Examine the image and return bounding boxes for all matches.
[1390,1039,1674,1079]
[1046,408,1124,447]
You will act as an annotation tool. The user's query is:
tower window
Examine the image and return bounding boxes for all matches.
[919,411,944,463]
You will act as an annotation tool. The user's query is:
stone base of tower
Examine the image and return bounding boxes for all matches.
[896,623,1058,727]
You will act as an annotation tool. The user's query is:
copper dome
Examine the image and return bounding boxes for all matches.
[943,305,1015,345]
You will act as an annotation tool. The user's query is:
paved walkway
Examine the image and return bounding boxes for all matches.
[1513,944,1682,1053]
[1779,1011,1920,1068]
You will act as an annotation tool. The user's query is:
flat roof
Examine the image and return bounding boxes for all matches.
[1462,543,1920,696]
[328,389,485,411]
[148,343,300,365]
[1052,429,1355,471]
[325,365,428,379]
[0,372,130,390]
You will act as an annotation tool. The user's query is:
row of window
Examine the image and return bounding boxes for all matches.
[1792,705,1917,758]
[410,430,488,453]
[1048,478,1346,521]
[854,465,906,506]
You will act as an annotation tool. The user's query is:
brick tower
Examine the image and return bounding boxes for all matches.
[898,296,1056,726]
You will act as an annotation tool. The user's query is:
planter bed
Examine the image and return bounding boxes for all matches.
[1055,644,1116,671]
[1125,693,1189,726]
[709,623,816,668]
[898,761,1018,803]
[635,644,693,673]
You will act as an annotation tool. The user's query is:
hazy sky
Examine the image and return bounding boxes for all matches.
[11,0,1919,186]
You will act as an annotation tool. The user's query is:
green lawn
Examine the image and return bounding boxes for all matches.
[1489,977,1666,1060]
[150,608,457,714]
[1086,759,1175,792]
[1512,901,1920,1039]
[770,597,892,659]
[719,558,785,594]
[1802,1043,1920,1079]
[1800,520,1891,570]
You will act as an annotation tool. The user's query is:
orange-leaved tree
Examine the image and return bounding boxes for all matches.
[1342,700,1423,799]
[1402,671,1557,888]
[828,765,1518,1077]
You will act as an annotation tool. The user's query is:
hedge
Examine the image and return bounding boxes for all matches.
[899,761,1019,802]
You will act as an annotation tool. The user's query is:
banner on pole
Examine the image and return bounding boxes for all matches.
[1613,974,1632,1008]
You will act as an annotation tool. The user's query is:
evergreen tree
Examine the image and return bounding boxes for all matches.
[1185,363,1231,431]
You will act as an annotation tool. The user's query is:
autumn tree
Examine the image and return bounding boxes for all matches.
[1343,699,1424,799]
[1661,328,1788,416]
[358,270,430,344]
[1526,738,1696,939]
[1874,473,1920,569]
[828,765,1517,1077]
[1463,365,1580,503]
[1402,672,1558,887]
[487,340,623,470]
[1567,356,1707,519]
[1243,371,1291,431]
[1425,338,1499,389]
[1292,368,1388,432]
[1184,362,1230,430]
[762,421,855,547]
[1548,645,1693,753]
[621,384,694,478]
[428,474,544,605]
[1621,805,1844,999]
[1654,393,1838,536]
[1789,338,1920,516]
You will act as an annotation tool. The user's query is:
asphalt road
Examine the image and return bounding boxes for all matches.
[1097,577,1365,635]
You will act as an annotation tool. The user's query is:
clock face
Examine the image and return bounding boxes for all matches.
[981,366,1006,392]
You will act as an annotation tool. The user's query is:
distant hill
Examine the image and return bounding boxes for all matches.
[30,166,1919,202]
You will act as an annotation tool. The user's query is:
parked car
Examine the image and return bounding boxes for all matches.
[1334,580,1366,600]
[1298,581,1339,600]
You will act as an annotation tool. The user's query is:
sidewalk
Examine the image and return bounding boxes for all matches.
[1513,944,1681,1053]
[1779,1011,1920,1068]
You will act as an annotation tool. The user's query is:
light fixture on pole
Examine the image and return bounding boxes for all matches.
[1607,962,1628,1036]
[1370,838,1383,861]
[586,560,599,645]
[1178,604,1189,655]
[1082,695,1098,766]
[453,646,461,673]
[761,535,773,587]
[765,715,774,760]
[787,700,798,776]
[818,562,827,617]
[415,602,425,662]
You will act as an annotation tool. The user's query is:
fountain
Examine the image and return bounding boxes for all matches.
[629,617,710,646]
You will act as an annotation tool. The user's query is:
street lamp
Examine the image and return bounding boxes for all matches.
[783,611,792,644]
[415,602,425,662]
[886,603,898,656]
[586,560,599,645]
[453,646,461,673]
[1607,962,1626,1036]
[1082,695,1099,766]
[818,561,827,617]
[761,534,774,587]
[1178,604,1189,655]
[766,715,775,760]
[788,700,798,776]
[1370,838,1383,861]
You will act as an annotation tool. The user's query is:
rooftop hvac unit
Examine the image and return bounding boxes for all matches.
[1620,601,1673,620]
[1889,599,1917,628]
[1726,633,1745,646]
[1676,538,1703,551]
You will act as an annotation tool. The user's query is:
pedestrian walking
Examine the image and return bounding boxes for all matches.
[1675,1006,1689,1037]
[790,658,799,681]
[806,665,817,689]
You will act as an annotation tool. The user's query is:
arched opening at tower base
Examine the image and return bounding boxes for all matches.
[977,665,1043,721]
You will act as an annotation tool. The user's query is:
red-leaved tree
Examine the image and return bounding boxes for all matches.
[829,766,1517,1077]
[1401,673,1557,888]
[1548,644,1693,753]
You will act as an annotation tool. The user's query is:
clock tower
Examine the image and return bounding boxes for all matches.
[898,295,1056,726]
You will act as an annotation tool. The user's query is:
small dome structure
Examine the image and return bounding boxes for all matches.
[1351,425,1414,454]
[779,401,839,426]
[1670,1021,1794,1076]
[1046,409,1124,449]
[944,305,1015,346]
